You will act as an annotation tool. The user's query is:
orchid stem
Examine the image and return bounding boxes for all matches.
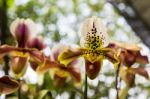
[116,64,121,99]
[18,79,21,99]
[84,73,88,99]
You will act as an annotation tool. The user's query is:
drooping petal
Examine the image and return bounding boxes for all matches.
[135,51,149,64]
[0,45,18,59]
[128,67,149,79]
[36,59,62,74]
[85,59,102,79]
[104,48,120,69]
[80,16,109,48]
[68,59,81,86]
[120,66,135,86]
[111,41,141,51]
[0,45,44,70]
[0,76,19,95]
[26,36,46,50]
[11,57,28,77]
[58,48,84,66]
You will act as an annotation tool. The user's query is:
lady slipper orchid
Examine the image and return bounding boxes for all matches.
[36,44,81,86]
[58,16,119,79]
[0,18,44,78]
[27,37,46,70]
[107,42,149,99]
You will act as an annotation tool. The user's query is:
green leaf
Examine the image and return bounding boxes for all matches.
[35,90,52,99]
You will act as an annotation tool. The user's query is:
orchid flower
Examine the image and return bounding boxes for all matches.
[107,42,149,99]
[58,16,119,79]
[26,36,46,70]
[0,76,19,95]
[0,18,44,78]
[36,43,81,86]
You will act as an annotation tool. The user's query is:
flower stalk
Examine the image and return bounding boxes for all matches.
[84,73,88,99]
[116,63,121,99]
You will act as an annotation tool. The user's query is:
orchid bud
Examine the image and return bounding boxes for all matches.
[80,16,109,49]
[10,18,38,48]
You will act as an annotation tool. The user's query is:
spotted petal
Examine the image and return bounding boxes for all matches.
[80,16,109,48]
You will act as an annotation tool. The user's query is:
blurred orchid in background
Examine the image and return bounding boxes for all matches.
[0,76,19,95]
[37,43,81,87]
[0,18,45,78]
[107,42,149,99]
